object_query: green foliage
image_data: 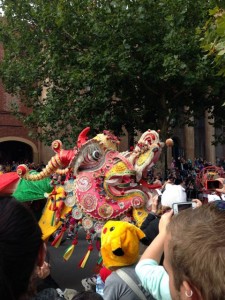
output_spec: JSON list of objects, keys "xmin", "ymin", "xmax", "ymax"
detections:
[
  {"xmin": 0, "ymin": 0, "xmax": 224, "ymax": 146},
  {"xmin": 200, "ymin": 4, "xmax": 225, "ymax": 136},
  {"xmin": 201, "ymin": 6, "xmax": 225, "ymax": 76}
]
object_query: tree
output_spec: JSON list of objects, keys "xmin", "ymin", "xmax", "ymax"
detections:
[
  {"xmin": 200, "ymin": 5, "xmax": 225, "ymax": 76},
  {"xmin": 0, "ymin": 0, "xmax": 224, "ymax": 147},
  {"xmin": 199, "ymin": 3, "xmax": 225, "ymax": 144}
]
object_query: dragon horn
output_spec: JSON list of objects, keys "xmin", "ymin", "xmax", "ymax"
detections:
[
  {"xmin": 17, "ymin": 140, "xmax": 77, "ymax": 181},
  {"xmin": 77, "ymin": 127, "xmax": 90, "ymax": 148}
]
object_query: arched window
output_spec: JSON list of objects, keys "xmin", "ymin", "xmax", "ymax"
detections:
[{"xmin": 0, "ymin": 141, "xmax": 33, "ymax": 164}]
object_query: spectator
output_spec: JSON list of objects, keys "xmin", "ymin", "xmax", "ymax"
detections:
[
  {"xmin": 136, "ymin": 200, "xmax": 225, "ymax": 300},
  {"xmin": 153, "ymin": 174, "xmax": 162, "ymax": 186},
  {"xmin": 11, "ymin": 161, "xmax": 17, "ymax": 171},
  {"xmin": 170, "ymin": 157, "xmax": 176, "ymax": 170},
  {"xmin": 140, "ymin": 179, "xmax": 200, "ymax": 247},
  {"xmin": 140, "ymin": 193, "xmax": 161, "ymax": 246},
  {"xmin": 101, "ymin": 220, "xmax": 154, "ymax": 300},
  {"xmin": 137, "ymin": 210, "xmax": 173, "ymax": 300},
  {"xmin": 0, "ymin": 196, "xmax": 58, "ymax": 300},
  {"xmin": 35, "ymin": 257, "xmax": 62, "ymax": 299},
  {"xmin": 161, "ymin": 175, "xmax": 175, "ymax": 193},
  {"xmin": 161, "ymin": 180, "xmax": 187, "ymax": 208}
]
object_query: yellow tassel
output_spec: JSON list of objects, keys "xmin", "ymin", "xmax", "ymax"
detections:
[
  {"xmin": 63, "ymin": 238, "xmax": 78, "ymax": 261},
  {"xmin": 79, "ymin": 245, "xmax": 93, "ymax": 268},
  {"xmin": 80, "ymin": 250, "xmax": 91, "ymax": 268},
  {"xmin": 63, "ymin": 244, "xmax": 75, "ymax": 261}
]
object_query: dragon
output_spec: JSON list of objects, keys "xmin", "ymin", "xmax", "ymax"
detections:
[
  {"xmin": 17, "ymin": 127, "xmax": 164, "ymax": 220},
  {"xmin": 0, "ymin": 127, "xmax": 167, "ymax": 264}
]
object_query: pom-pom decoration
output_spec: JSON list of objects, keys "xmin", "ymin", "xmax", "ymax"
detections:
[{"xmin": 165, "ymin": 138, "xmax": 174, "ymax": 147}]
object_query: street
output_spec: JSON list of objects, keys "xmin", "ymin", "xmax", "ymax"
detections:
[{"xmin": 47, "ymin": 229, "xmax": 99, "ymax": 292}]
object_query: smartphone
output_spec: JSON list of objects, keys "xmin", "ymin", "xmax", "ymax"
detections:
[
  {"xmin": 205, "ymin": 180, "xmax": 220, "ymax": 190},
  {"xmin": 172, "ymin": 201, "xmax": 196, "ymax": 214}
]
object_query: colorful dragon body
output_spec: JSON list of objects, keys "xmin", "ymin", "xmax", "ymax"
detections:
[
  {"xmin": 0, "ymin": 127, "xmax": 166, "ymax": 264},
  {"xmin": 17, "ymin": 128, "xmax": 164, "ymax": 222}
]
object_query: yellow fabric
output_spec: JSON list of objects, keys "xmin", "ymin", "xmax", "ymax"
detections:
[
  {"xmin": 101, "ymin": 220, "xmax": 146, "ymax": 269},
  {"xmin": 93, "ymin": 133, "xmax": 118, "ymax": 150},
  {"xmin": 132, "ymin": 207, "xmax": 148, "ymax": 228},
  {"xmin": 80, "ymin": 249, "xmax": 91, "ymax": 268},
  {"xmin": 39, "ymin": 198, "xmax": 71, "ymax": 241},
  {"xmin": 63, "ymin": 244, "xmax": 75, "ymax": 261}
]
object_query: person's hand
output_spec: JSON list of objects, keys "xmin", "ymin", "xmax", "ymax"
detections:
[
  {"xmin": 216, "ymin": 186, "xmax": 225, "ymax": 194},
  {"xmin": 36, "ymin": 261, "xmax": 51, "ymax": 279},
  {"xmin": 192, "ymin": 199, "xmax": 202, "ymax": 207},
  {"xmin": 158, "ymin": 209, "xmax": 173, "ymax": 234},
  {"xmin": 215, "ymin": 178, "xmax": 225, "ymax": 194}
]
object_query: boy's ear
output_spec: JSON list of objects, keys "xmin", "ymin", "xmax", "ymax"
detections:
[
  {"xmin": 37, "ymin": 242, "xmax": 47, "ymax": 267},
  {"xmin": 181, "ymin": 280, "xmax": 200, "ymax": 300}
]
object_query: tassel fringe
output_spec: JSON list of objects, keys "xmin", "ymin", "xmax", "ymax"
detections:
[
  {"xmin": 63, "ymin": 238, "xmax": 78, "ymax": 261},
  {"xmin": 51, "ymin": 227, "xmax": 66, "ymax": 248},
  {"xmin": 78, "ymin": 245, "xmax": 93, "ymax": 268}
]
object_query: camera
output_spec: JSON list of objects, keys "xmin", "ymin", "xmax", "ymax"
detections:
[
  {"xmin": 172, "ymin": 201, "xmax": 197, "ymax": 214},
  {"xmin": 205, "ymin": 180, "xmax": 220, "ymax": 191}
]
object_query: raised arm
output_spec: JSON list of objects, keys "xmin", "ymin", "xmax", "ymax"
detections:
[{"xmin": 140, "ymin": 210, "xmax": 173, "ymax": 263}]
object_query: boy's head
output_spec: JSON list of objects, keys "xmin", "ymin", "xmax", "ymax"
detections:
[
  {"xmin": 164, "ymin": 201, "xmax": 225, "ymax": 300},
  {"xmin": 101, "ymin": 220, "xmax": 146, "ymax": 269}
]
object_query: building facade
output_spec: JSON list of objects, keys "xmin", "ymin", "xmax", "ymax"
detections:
[{"xmin": 0, "ymin": 42, "xmax": 52, "ymax": 165}]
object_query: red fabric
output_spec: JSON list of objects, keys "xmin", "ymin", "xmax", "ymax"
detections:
[
  {"xmin": 59, "ymin": 149, "xmax": 77, "ymax": 166},
  {"xmin": 140, "ymin": 179, "xmax": 162, "ymax": 190},
  {"xmin": 99, "ymin": 266, "xmax": 112, "ymax": 282},
  {"xmin": 0, "ymin": 172, "xmax": 19, "ymax": 194}
]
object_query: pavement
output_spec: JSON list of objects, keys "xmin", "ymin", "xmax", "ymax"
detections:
[{"xmin": 47, "ymin": 229, "xmax": 99, "ymax": 292}]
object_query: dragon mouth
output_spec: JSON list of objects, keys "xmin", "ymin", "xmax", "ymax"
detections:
[{"xmin": 105, "ymin": 175, "xmax": 138, "ymax": 196}]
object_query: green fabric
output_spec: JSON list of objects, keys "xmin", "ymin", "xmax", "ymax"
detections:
[{"xmin": 12, "ymin": 171, "xmax": 53, "ymax": 202}]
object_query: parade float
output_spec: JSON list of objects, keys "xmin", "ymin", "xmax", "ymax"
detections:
[{"xmin": 0, "ymin": 127, "xmax": 169, "ymax": 266}]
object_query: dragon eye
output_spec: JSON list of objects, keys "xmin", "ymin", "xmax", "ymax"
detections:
[{"xmin": 92, "ymin": 150, "xmax": 101, "ymax": 160}]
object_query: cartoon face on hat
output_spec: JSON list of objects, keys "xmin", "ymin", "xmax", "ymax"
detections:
[{"xmin": 100, "ymin": 220, "xmax": 146, "ymax": 269}]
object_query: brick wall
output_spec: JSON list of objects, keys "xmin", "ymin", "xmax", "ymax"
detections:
[{"xmin": 0, "ymin": 44, "xmax": 39, "ymax": 156}]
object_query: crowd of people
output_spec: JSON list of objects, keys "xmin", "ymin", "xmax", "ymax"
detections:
[
  {"xmin": 1, "ymin": 178, "xmax": 225, "ymax": 299},
  {"xmin": 170, "ymin": 156, "xmax": 225, "ymax": 172},
  {"xmin": 0, "ymin": 160, "xmax": 46, "ymax": 174},
  {"xmin": 0, "ymin": 156, "xmax": 225, "ymax": 299},
  {"xmin": 1, "ymin": 154, "xmax": 225, "ymax": 176}
]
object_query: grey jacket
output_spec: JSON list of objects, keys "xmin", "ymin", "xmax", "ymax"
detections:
[{"xmin": 103, "ymin": 265, "xmax": 155, "ymax": 300}]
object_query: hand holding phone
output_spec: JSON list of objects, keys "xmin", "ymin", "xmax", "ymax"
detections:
[
  {"xmin": 215, "ymin": 178, "xmax": 225, "ymax": 194},
  {"xmin": 192, "ymin": 199, "xmax": 202, "ymax": 208},
  {"xmin": 172, "ymin": 201, "xmax": 196, "ymax": 214},
  {"xmin": 159, "ymin": 209, "xmax": 173, "ymax": 233}
]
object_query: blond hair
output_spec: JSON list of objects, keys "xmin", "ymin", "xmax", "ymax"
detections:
[{"xmin": 167, "ymin": 203, "xmax": 225, "ymax": 300}]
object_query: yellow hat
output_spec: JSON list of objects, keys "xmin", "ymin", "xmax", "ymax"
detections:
[{"xmin": 101, "ymin": 220, "xmax": 146, "ymax": 269}]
